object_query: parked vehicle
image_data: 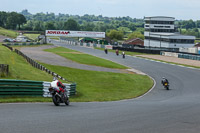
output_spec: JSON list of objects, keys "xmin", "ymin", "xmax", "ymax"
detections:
[
  {"xmin": 16, "ymin": 33, "xmax": 31, "ymax": 42},
  {"xmin": 3, "ymin": 38, "xmax": 14, "ymax": 42}
]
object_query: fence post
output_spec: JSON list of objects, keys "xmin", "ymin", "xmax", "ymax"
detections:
[{"xmin": 0, "ymin": 64, "xmax": 9, "ymax": 76}]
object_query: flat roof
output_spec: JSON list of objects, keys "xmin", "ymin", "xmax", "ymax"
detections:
[
  {"xmin": 149, "ymin": 32, "xmax": 196, "ymax": 39},
  {"xmin": 144, "ymin": 16, "xmax": 175, "ymax": 19},
  {"xmin": 144, "ymin": 16, "xmax": 175, "ymax": 21}
]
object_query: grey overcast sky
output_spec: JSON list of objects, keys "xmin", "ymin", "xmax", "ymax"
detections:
[{"xmin": 0, "ymin": 0, "xmax": 199, "ymax": 20}]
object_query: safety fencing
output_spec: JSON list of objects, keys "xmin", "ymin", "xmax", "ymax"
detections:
[
  {"xmin": 161, "ymin": 51, "xmax": 200, "ymax": 61},
  {"xmin": 60, "ymin": 39, "xmax": 107, "ymax": 49},
  {"xmin": 0, "ymin": 64, "xmax": 9, "ymax": 76},
  {"xmin": 5, "ymin": 42, "xmax": 42, "ymax": 46},
  {"xmin": 0, "ymin": 79, "xmax": 76, "ymax": 97}
]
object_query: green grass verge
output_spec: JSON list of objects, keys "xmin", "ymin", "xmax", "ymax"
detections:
[
  {"xmin": 0, "ymin": 27, "xmax": 18, "ymax": 38},
  {"xmin": 12, "ymin": 43, "xmax": 53, "ymax": 50},
  {"xmin": 23, "ymin": 34, "xmax": 40, "ymax": 40},
  {"xmin": 44, "ymin": 47, "xmax": 129, "ymax": 69},
  {"xmin": 40, "ymin": 63, "xmax": 154, "ymax": 102},
  {"xmin": 0, "ymin": 44, "xmax": 53, "ymax": 81},
  {"xmin": 0, "ymin": 44, "xmax": 153, "ymax": 102},
  {"xmin": 0, "ymin": 97, "xmax": 52, "ymax": 103}
]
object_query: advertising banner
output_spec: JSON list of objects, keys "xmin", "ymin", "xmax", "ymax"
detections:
[{"xmin": 46, "ymin": 30, "xmax": 105, "ymax": 38}]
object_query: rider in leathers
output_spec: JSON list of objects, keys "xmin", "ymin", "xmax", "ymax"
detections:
[{"xmin": 161, "ymin": 77, "xmax": 169, "ymax": 86}]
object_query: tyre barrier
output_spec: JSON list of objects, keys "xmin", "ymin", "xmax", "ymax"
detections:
[
  {"xmin": 43, "ymin": 82, "xmax": 76, "ymax": 97},
  {"xmin": 0, "ymin": 79, "xmax": 76, "ymax": 97},
  {"xmin": 161, "ymin": 51, "xmax": 200, "ymax": 61}
]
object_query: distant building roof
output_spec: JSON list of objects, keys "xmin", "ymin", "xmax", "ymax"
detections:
[
  {"xmin": 123, "ymin": 38, "xmax": 144, "ymax": 46},
  {"xmin": 124, "ymin": 38, "xmax": 144, "ymax": 44}
]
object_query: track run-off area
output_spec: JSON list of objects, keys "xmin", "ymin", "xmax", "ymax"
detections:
[{"xmin": 1, "ymin": 40, "xmax": 200, "ymax": 133}]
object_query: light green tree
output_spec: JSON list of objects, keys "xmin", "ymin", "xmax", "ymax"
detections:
[
  {"xmin": 106, "ymin": 29, "xmax": 124, "ymax": 40},
  {"xmin": 127, "ymin": 32, "xmax": 144, "ymax": 40}
]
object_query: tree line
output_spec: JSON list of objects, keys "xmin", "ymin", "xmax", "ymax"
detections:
[
  {"xmin": 0, "ymin": 11, "xmax": 26, "ymax": 30},
  {"xmin": 1, "ymin": 10, "xmax": 200, "ymax": 40}
]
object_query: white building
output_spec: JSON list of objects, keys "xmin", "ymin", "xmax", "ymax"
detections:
[{"xmin": 144, "ymin": 16, "xmax": 195, "ymax": 48}]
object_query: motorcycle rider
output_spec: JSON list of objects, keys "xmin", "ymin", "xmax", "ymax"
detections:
[
  {"xmin": 122, "ymin": 51, "xmax": 125, "ymax": 58},
  {"xmin": 50, "ymin": 77, "xmax": 65, "ymax": 94},
  {"xmin": 104, "ymin": 48, "xmax": 108, "ymax": 54},
  {"xmin": 161, "ymin": 77, "xmax": 169, "ymax": 86},
  {"xmin": 116, "ymin": 49, "xmax": 119, "ymax": 56}
]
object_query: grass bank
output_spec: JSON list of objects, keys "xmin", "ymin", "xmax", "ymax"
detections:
[
  {"xmin": 0, "ymin": 44, "xmax": 153, "ymax": 102},
  {"xmin": 40, "ymin": 63, "xmax": 154, "ymax": 102},
  {"xmin": 23, "ymin": 34, "xmax": 40, "ymax": 40},
  {"xmin": 44, "ymin": 47, "xmax": 128, "ymax": 69},
  {"xmin": 0, "ymin": 27, "xmax": 18, "ymax": 38},
  {"xmin": 0, "ymin": 44, "xmax": 53, "ymax": 81}
]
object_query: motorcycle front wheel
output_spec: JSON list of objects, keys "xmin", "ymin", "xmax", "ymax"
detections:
[
  {"xmin": 165, "ymin": 86, "xmax": 169, "ymax": 90},
  {"xmin": 52, "ymin": 95, "xmax": 60, "ymax": 106},
  {"xmin": 64, "ymin": 97, "xmax": 70, "ymax": 106}
]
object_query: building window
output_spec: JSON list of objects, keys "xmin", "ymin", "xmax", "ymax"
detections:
[
  {"xmin": 145, "ymin": 37, "xmax": 194, "ymax": 44},
  {"xmin": 149, "ymin": 21, "xmax": 174, "ymax": 25}
]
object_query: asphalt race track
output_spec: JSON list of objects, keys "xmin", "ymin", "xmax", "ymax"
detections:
[{"xmin": 1, "ymin": 41, "xmax": 200, "ymax": 133}]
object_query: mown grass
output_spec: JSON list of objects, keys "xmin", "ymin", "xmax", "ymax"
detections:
[
  {"xmin": 23, "ymin": 34, "xmax": 40, "ymax": 40},
  {"xmin": 0, "ymin": 27, "xmax": 18, "ymax": 38},
  {"xmin": 0, "ymin": 44, "xmax": 53, "ymax": 81},
  {"xmin": 12, "ymin": 43, "xmax": 53, "ymax": 50},
  {"xmin": 44, "ymin": 47, "xmax": 129, "ymax": 69},
  {"xmin": 0, "ymin": 97, "xmax": 52, "ymax": 103},
  {"xmin": 0, "ymin": 44, "xmax": 154, "ymax": 102},
  {"xmin": 40, "ymin": 63, "xmax": 154, "ymax": 102}
]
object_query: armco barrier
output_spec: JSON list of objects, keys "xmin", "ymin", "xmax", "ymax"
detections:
[
  {"xmin": 0, "ymin": 79, "xmax": 76, "ymax": 97},
  {"xmin": 6, "ymin": 42, "xmax": 42, "ymax": 46},
  {"xmin": 0, "ymin": 79, "xmax": 43, "ymax": 97}
]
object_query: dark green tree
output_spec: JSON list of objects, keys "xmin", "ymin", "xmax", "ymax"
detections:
[
  {"xmin": 17, "ymin": 14, "xmax": 26, "ymax": 30},
  {"xmin": 6, "ymin": 12, "xmax": 18, "ymax": 29},
  {"xmin": 0, "ymin": 11, "xmax": 7, "ymax": 27},
  {"xmin": 64, "ymin": 19, "xmax": 80, "ymax": 30},
  {"xmin": 45, "ymin": 21, "xmax": 56, "ymax": 30}
]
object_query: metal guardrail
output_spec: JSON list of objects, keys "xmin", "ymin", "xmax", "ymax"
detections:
[
  {"xmin": 6, "ymin": 42, "xmax": 42, "ymax": 46},
  {"xmin": 0, "ymin": 79, "xmax": 76, "ymax": 97},
  {"xmin": 0, "ymin": 79, "xmax": 43, "ymax": 97}
]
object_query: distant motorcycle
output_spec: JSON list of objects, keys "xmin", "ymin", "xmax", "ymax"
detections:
[
  {"xmin": 161, "ymin": 77, "xmax": 169, "ymax": 90},
  {"xmin": 49, "ymin": 87, "xmax": 70, "ymax": 106},
  {"xmin": 163, "ymin": 82, "xmax": 169, "ymax": 90}
]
